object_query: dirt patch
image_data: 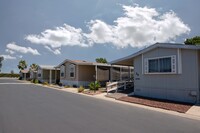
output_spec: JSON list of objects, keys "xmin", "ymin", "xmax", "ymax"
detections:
[{"xmin": 118, "ymin": 96, "xmax": 193, "ymax": 113}]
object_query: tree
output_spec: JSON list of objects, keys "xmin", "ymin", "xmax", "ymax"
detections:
[
  {"xmin": 95, "ymin": 58, "xmax": 108, "ymax": 63},
  {"xmin": 0, "ymin": 56, "xmax": 4, "ymax": 72},
  {"xmin": 18, "ymin": 60, "xmax": 27, "ymax": 70},
  {"xmin": 184, "ymin": 36, "xmax": 200, "ymax": 45},
  {"xmin": 30, "ymin": 63, "xmax": 38, "ymax": 71}
]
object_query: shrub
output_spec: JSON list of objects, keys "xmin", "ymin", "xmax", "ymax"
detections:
[
  {"xmin": 58, "ymin": 82, "xmax": 63, "ymax": 87},
  {"xmin": 33, "ymin": 79, "xmax": 39, "ymax": 84},
  {"xmin": 78, "ymin": 86, "xmax": 85, "ymax": 93},
  {"xmin": 73, "ymin": 85, "xmax": 77, "ymax": 88},
  {"xmin": 43, "ymin": 82, "xmax": 49, "ymax": 86},
  {"xmin": 64, "ymin": 85, "xmax": 70, "ymax": 88},
  {"xmin": 89, "ymin": 81, "xmax": 101, "ymax": 92}
]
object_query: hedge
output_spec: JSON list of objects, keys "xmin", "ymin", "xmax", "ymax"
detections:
[{"xmin": 0, "ymin": 73, "xmax": 20, "ymax": 78}]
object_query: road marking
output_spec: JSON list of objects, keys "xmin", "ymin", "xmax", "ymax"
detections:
[{"xmin": 0, "ymin": 83, "xmax": 32, "ymax": 85}]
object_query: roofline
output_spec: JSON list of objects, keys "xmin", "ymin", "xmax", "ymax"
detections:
[
  {"xmin": 38, "ymin": 65, "xmax": 59, "ymax": 70},
  {"xmin": 110, "ymin": 43, "xmax": 200, "ymax": 64}
]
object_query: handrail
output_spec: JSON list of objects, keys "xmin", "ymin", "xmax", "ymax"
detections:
[{"xmin": 106, "ymin": 81, "xmax": 133, "ymax": 93}]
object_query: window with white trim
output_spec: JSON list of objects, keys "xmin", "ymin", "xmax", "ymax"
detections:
[
  {"xmin": 60, "ymin": 65, "xmax": 65, "ymax": 77},
  {"xmin": 144, "ymin": 55, "xmax": 176, "ymax": 74},
  {"xmin": 69, "ymin": 64, "xmax": 75, "ymax": 78}
]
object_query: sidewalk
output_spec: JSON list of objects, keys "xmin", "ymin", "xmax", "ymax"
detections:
[{"xmin": 186, "ymin": 105, "xmax": 200, "ymax": 117}]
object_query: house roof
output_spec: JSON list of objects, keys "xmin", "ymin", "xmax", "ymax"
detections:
[
  {"xmin": 56, "ymin": 59, "xmax": 111, "ymax": 67},
  {"xmin": 38, "ymin": 65, "xmax": 59, "ymax": 70},
  {"xmin": 110, "ymin": 43, "xmax": 200, "ymax": 65},
  {"xmin": 20, "ymin": 69, "xmax": 29, "ymax": 73}
]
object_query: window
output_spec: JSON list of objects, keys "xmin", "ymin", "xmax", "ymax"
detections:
[
  {"xmin": 69, "ymin": 64, "xmax": 75, "ymax": 78},
  {"xmin": 145, "ymin": 55, "xmax": 176, "ymax": 74},
  {"xmin": 38, "ymin": 73, "xmax": 41, "ymax": 77},
  {"xmin": 60, "ymin": 65, "xmax": 65, "ymax": 77}
]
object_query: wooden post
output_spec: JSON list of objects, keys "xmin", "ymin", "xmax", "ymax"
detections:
[
  {"xmin": 120, "ymin": 67, "xmax": 122, "ymax": 81},
  {"xmin": 95, "ymin": 65, "xmax": 98, "ymax": 81},
  {"xmin": 110, "ymin": 67, "xmax": 112, "ymax": 82},
  {"xmin": 49, "ymin": 70, "xmax": 52, "ymax": 84}
]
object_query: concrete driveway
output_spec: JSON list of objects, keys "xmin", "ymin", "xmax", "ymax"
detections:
[{"xmin": 0, "ymin": 78, "xmax": 200, "ymax": 133}]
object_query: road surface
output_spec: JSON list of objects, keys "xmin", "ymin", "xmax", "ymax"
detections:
[{"xmin": 0, "ymin": 78, "xmax": 199, "ymax": 133}]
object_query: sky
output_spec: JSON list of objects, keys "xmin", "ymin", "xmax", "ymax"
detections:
[{"xmin": 0, "ymin": 0, "xmax": 199, "ymax": 73}]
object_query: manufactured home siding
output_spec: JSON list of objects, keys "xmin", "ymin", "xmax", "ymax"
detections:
[
  {"xmin": 78, "ymin": 65, "xmax": 95, "ymax": 81},
  {"xmin": 134, "ymin": 48, "xmax": 199, "ymax": 103},
  {"xmin": 64, "ymin": 62, "xmax": 78, "ymax": 81}
]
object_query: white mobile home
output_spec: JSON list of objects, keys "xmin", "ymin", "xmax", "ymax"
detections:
[
  {"xmin": 111, "ymin": 43, "xmax": 200, "ymax": 104},
  {"xmin": 37, "ymin": 65, "xmax": 60, "ymax": 84}
]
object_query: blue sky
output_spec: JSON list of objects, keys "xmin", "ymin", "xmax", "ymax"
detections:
[{"xmin": 0, "ymin": 0, "xmax": 199, "ymax": 73}]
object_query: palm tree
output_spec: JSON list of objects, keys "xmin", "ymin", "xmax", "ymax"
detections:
[
  {"xmin": 30, "ymin": 63, "xmax": 38, "ymax": 71},
  {"xmin": 18, "ymin": 60, "xmax": 27, "ymax": 70}
]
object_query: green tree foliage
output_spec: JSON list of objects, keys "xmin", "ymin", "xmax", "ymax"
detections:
[
  {"xmin": 95, "ymin": 58, "xmax": 108, "ymax": 63},
  {"xmin": 89, "ymin": 81, "xmax": 101, "ymax": 92},
  {"xmin": 30, "ymin": 63, "xmax": 38, "ymax": 71},
  {"xmin": 184, "ymin": 36, "xmax": 200, "ymax": 45},
  {"xmin": 18, "ymin": 60, "xmax": 27, "ymax": 70}
]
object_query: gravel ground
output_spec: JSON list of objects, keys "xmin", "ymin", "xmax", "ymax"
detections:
[{"xmin": 118, "ymin": 96, "xmax": 193, "ymax": 113}]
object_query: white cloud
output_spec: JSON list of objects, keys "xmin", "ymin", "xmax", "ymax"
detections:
[
  {"xmin": 86, "ymin": 5, "xmax": 191, "ymax": 48},
  {"xmin": 5, "ymin": 49, "xmax": 15, "ymax": 54},
  {"xmin": 18, "ymin": 55, "xmax": 23, "ymax": 59},
  {"xmin": 6, "ymin": 42, "xmax": 40, "ymax": 55},
  {"xmin": 25, "ymin": 24, "xmax": 89, "ymax": 48},
  {"xmin": 0, "ymin": 54, "xmax": 16, "ymax": 60},
  {"xmin": 25, "ymin": 4, "xmax": 190, "ymax": 50},
  {"xmin": 44, "ymin": 46, "xmax": 61, "ymax": 55}
]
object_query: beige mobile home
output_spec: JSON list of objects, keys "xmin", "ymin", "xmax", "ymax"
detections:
[
  {"xmin": 37, "ymin": 65, "xmax": 60, "ymax": 84},
  {"xmin": 56, "ymin": 59, "xmax": 133, "ymax": 87},
  {"xmin": 111, "ymin": 43, "xmax": 200, "ymax": 104},
  {"xmin": 20, "ymin": 69, "xmax": 30, "ymax": 80}
]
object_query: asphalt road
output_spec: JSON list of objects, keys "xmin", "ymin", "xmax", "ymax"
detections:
[{"xmin": 0, "ymin": 78, "xmax": 200, "ymax": 133}]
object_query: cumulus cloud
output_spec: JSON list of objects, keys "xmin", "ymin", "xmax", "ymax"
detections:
[
  {"xmin": 5, "ymin": 49, "xmax": 15, "ymax": 54},
  {"xmin": 6, "ymin": 42, "xmax": 40, "ymax": 55},
  {"xmin": 25, "ymin": 24, "xmax": 89, "ymax": 54},
  {"xmin": 0, "ymin": 54, "xmax": 16, "ymax": 60},
  {"xmin": 44, "ymin": 46, "xmax": 61, "ymax": 55},
  {"xmin": 86, "ymin": 5, "xmax": 190, "ymax": 48},
  {"xmin": 25, "ymin": 4, "xmax": 190, "ymax": 51}
]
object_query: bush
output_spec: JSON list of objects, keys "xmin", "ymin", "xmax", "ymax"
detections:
[
  {"xmin": 78, "ymin": 86, "xmax": 85, "ymax": 93},
  {"xmin": 73, "ymin": 85, "xmax": 77, "ymax": 88},
  {"xmin": 0, "ymin": 73, "xmax": 20, "ymax": 78},
  {"xmin": 89, "ymin": 81, "xmax": 101, "ymax": 92},
  {"xmin": 64, "ymin": 85, "xmax": 70, "ymax": 88},
  {"xmin": 43, "ymin": 82, "xmax": 49, "ymax": 86},
  {"xmin": 33, "ymin": 79, "xmax": 38, "ymax": 84},
  {"xmin": 58, "ymin": 82, "xmax": 63, "ymax": 87}
]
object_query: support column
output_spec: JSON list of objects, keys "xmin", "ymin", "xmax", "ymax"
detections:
[
  {"xmin": 95, "ymin": 65, "xmax": 98, "ymax": 81},
  {"xmin": 120, "ymin": 67, "xmax": 122, "ymax": 81},
  {"xmin": 24, "ymin": 73, "xmax": 26, "ymax": 80},
  {"xmin": 55, "ymin": 68, "xmax": 57, "ymax": 83},
  {"xmin": 110, "ymin": 67, "xmax": 112, "ymax": 82},
  {"xmin": 49, "ymin": 70, "xmax": 52, "ymax": 84}
]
